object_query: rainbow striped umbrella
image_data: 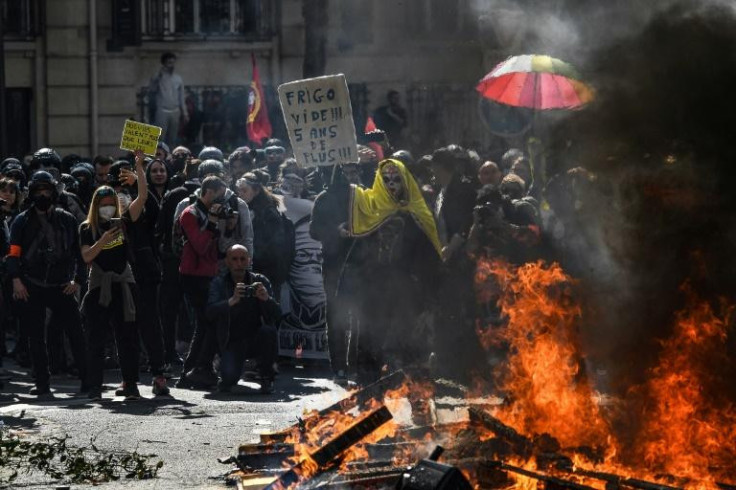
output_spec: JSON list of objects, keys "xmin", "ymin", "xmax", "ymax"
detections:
[{"xmin": 476, "ymin": 55, "xmax": 594, "ymax": 110}]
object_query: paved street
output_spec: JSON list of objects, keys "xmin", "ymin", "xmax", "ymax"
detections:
[{"xmin": 0, "ymin": 360, "xmax": 347, "ymax": 489}]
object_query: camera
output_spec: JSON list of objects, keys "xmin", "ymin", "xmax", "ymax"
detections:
[
  {"xmin": 237, "ymin": 283, "xmax": 257, "ymax": 298},
  {"xmin": 215, "ymin": 206, "xmax": 238, "ymax": 220}
]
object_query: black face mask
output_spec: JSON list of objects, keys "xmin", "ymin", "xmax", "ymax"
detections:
[
  {"xmin": 172, "ymin": 156, "xmax": 187, "ymax": 173},
  {"xmin": 32, "ymin": 194, "xmax": 53, "ymax": 212}
]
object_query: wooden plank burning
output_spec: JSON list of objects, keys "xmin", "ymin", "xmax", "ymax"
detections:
[
  {"xmin": 263, "ymin": 406, "xmax": 394, "ymax": 489},
  {"xmin": 260, "ymin": 370, "xmax": 406, "ymax": 444}
]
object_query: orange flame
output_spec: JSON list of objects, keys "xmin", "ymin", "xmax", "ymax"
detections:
[{"xmin": 475, "ymin": 258, "xmax": 612, "ymax": 449}]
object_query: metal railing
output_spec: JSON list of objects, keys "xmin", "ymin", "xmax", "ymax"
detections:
[
  {"xmin": 140, "ymin": 0, "xmax": 274, "ymax": 40},
  {"xmin": 137, "ymin": 82, "xmax": 370, "ymax": 152}
]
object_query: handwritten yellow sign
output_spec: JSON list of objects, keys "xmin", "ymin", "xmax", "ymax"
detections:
[{"xmin": 119, "ymin": 119, "xmax": 162, "ymax": 156}]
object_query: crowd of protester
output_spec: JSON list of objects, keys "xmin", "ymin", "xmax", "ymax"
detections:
[{"xmin": 0, "ymin": 120, "xmax": 600, "ymax": 398}]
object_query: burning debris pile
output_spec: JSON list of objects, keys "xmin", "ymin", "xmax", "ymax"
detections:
[{"xmin": 224, "ymin": 259, "xmax": 736, "ymax": 490}]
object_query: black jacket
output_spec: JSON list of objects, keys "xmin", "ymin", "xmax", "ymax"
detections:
[
  {"xmin": 309, "ymin": 181, "xmax": 354, "ymax": 267},
  {"xmin": 439, "ymin": 174, "xmax": 478, "ymax": 243},
  {"xmin": 249, "ymin": 192, "xmax": 288, "ymax": 285},
  {"xmin": 155, "ymin": 181, "xmax": 200, "ymax": 261},
  {"xmin": 7, "ymin": 207, "xmax": 85, "ymax": 286},
  {"xmin": 206, "ymin": 271, "xmax": 281, "ymax": 351}
]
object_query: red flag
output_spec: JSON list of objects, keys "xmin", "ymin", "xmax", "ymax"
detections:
[{"xmin": 247, "ymin": 54, "xmax": 272, "ymax": 144}]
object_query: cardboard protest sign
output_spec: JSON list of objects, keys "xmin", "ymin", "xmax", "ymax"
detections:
[
  {"xmin": 119, "ymin": 119, "xmax": 162, "ymax": 156},
  {"xmin": 278, "ymin": 74, "xmax": 358, "ymax": 168}
]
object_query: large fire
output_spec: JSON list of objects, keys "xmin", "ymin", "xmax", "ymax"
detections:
[
  {"xmin": 474, "ymin": 257, "xmax": 736, "ymax": 489},
  {"xmin": 245, "ymin": 257, "xmax": 735, "ymax": 489}
]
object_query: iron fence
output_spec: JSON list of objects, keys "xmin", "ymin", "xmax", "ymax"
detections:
[{"xmin": 137, "ymin": 83, "xmax": 369, "ymax": 153}]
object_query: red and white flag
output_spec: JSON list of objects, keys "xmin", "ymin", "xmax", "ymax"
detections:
[{"xmin": 247, "ymin": 53, "xmax": 272, "ymax": 144}]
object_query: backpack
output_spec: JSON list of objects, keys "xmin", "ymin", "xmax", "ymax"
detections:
[{"xmin": 171, "ymin": 214, "xmax": 187, "ymax": 258}]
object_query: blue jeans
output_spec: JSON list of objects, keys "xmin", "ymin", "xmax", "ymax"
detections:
[{"xmin": 219, "ymin": 325, "xmax": 278, "ymax": 388}]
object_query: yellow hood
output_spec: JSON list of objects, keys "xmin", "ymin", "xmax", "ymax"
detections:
[{"xmin": 348, "ymin": 159, "xmax": 442, "ymax": 256}]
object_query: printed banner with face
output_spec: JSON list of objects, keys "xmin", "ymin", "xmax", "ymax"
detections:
[
  {"xmin": 277, "ymin": 195, "xmax": 329, "ymax": 360},
  {"xmin": 278, "ymin": 74, "xmax": 358, "ymax": 168}
]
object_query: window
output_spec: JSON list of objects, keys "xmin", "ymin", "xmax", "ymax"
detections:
[
  {"xmin": 406, "ymin": 0, "xmax": 477, "ymax": 40},
  {"xmin": 141, "ymin": 0, "xmax": 273, "ymax": 39},
  {"xmin": 0, "ymin": 0, "xmax": 40, "ymax": 39}
]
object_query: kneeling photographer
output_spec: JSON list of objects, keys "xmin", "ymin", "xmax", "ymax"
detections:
[{"xmin": 206, "ymin": 244, "xmax": 280, "ymax": 394}]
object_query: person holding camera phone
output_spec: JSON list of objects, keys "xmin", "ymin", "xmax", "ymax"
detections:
[
  {"xmin": 79, "ymin": 150, "xmax": 168, "ymax": 401},
  {"xmin": 206, "ymin": 244, "xmax": 280, "ymax": 393},
  {"xmin": 7, "ymin": 171, "xmax": 88, "ymax": 397}
]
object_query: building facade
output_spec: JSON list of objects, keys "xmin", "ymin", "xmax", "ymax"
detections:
[{"xmin": 2, "ymin": 0, "xmax": 517, "ymax": 159}]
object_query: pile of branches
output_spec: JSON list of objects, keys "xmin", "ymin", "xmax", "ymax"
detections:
[{"xmin": 0, "ymin": 431, "xmax": 163, "ymax": 485}]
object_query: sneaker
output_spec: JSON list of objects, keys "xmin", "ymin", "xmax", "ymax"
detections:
[
  {"xmin": 185, "ymin": 367, "xmax": 218, "ymax": 388},
  {"xmin": 115, "ymin": 382, "xmax": 141, "ymax": 400},
  {"xmin": 29, "ymin": 384, "xmax": 51, "ymax": 397},
  {"xmin": 152, "ymin": 376, "xmax": 170, "ymax": 397},
  {"xmin": 88, "ymin": 388, "xmax": 103, "ymax": 401},
  {"xmin": 259, "ymin": 378, "xmax": 274, "ymax": 394}
]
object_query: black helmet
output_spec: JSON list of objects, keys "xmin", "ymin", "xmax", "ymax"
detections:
[
  {"xmin": 0, "ymin": 157, "xmax": 22, "ymax": 171},
  {"xmin": 30, "ymin": 148, "xmax": 62, "ymax": 171},
  {"xmin": 198, "ymin": 159, "xmax": 224, "ymax": 179},
  {"xmin": 70, "ymin": 162, "xmax": 95, "ymax": 181},
  {"xmin": 60, "ymin": 173, "xmax": 79, "ymax": 194},
  {"xmin": 391, "ymin": 150, "xmax": 414, "ymax": 168},
  {"xmin": 28, "ymin": 170, "xmax": 59, "ymax": 197}
]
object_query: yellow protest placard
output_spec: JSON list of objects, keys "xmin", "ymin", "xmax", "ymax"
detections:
[{"xmin": 119, "ymin": 119, "xmax": 162, "ymax": 156}]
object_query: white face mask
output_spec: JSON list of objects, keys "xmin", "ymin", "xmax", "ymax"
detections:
[{"xmin": 99, "ymin": 205, "xmax": 116, "ymax": 220}]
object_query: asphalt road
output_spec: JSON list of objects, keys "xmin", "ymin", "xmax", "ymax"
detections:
[{"xmin": 0, "ymin": 359, "xmax": 347, "ymax": 489}]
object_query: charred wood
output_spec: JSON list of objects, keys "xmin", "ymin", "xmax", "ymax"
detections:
[{"xmin": 260, "ymin": 370, "xmax": 406, "ymax": 444}]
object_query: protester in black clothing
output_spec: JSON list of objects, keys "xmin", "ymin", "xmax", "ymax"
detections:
[
  {"xmin": 28, "ymin": 149, "xmax": 85, "ymax": 222},
  {"xmin": 146, "ymin": 159, "xmax": 169, "ymax": 206},
  {"xmin": 309, "ymin": 164, "xmax": 360, "ymax": 383},
  {"xmin": 168, "ymin": 146, "xmax": 191, "ymax": 190},
  {"xmin": 155, "ymin": 169, "xmax": 200, "ymax": 365},
  {"xmin": 466, "ymin": 179, "xmax": 541, "ymax": 264},
  {"xmin": 7, "ymin": 171, "xmax": 87, "ymax": 396},
  {"xmin": 206, "ymin": 245, "xmax": 280, "ymax": 393},
  {"xmin": 80, "ymin": 150, "xmax": 168, "ymax": 401},
  {"xmin": 236, "ymin": 170, "xmax": 289, "ymax": 299},
  {"xmin": 70, "ymin": 162, "xmax": 96, "ymax": 210},
  {"xmin": 428, "ymin": 145, "xmax": 481, "ymax": 381},
  {"xmin": 106, "ymin": 154, "xmax": 169, "ymax": 390},
  {"xmin": 0, "ymin": 179, "xmax": 21, "ymax": 370}
]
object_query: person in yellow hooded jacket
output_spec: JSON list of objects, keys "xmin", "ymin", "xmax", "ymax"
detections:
[{"xmin": 338, "ymin": 158, "xmax": 441, "ymax": 383}]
